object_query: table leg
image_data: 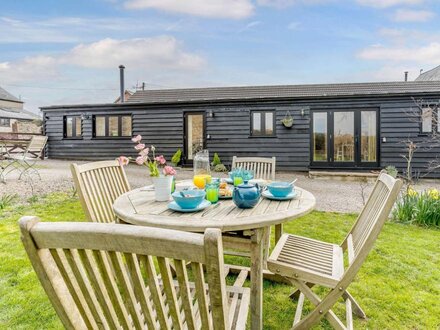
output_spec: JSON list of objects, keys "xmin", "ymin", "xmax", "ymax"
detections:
[
  {"xmin": 250, "ymin": 227, "xmax": 264, "ymax": 330},
  {"xmin": 274, "ymin": 223, "xmax": 283, "ymax": 244}
]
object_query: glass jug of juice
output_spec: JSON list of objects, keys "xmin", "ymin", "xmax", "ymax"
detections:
[{"xmin": 193, "ymin": 150, "xmax": 211, "ymax": 189}]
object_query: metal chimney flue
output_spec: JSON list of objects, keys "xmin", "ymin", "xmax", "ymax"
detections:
[
  {"xmin": 404, "ymin": 71, "xmax": 408, "ymax": 82},
  {"xmin": 119, "ymin": 65, "xmax": 125, "ymax": 103}
]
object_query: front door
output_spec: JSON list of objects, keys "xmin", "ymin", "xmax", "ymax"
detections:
[
  {"xmin": 311, "ymin": 109, "xmax": 379, "ymax": 168},
  {"xmin": 183, "ymin": 112, "xmax": 205, "ymax": 164}
]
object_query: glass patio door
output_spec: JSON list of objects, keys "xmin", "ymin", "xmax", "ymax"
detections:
[
  {"xmin": 184, "ymin": 112, "xmax": 205, "ymax": 164},
  {"xmin": 311, "ymin": 109, "xmax": 378, "ymax": 167}
]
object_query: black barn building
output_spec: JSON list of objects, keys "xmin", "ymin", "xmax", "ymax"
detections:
[{"xmin": 41, "ymin": 81, "xmax": 440, "ymax": 177}]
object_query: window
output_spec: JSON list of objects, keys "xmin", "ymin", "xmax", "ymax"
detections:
[
  {"xmin": 63, "ymin": 116, "xmax": 82, "ymax": 138},
  {"xmin": 251, "ymin": 111, "xmax": 275, "ymax": 136},
  {"xmin": 93, "ymin": 115, "xmax": 132, "ymax": 138},
  {"xmin": 421, "ymin": 108, "xmax": 433, "ymax": 133},
  {"xmin": 0, "ymin": 118, "xmax": 10, "ymax": 127}
]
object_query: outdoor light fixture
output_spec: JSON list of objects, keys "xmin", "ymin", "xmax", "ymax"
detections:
[
  {"xmin": 207, "ymin": 110, "xmax": 215, "ymax": 118},
  {"xmin": 81, "ymin": 113, "xmax": 91, "ymax": 120},
  {"xmin": 300, "ymin": 109, "xmax": 306, "ymax": 117}
]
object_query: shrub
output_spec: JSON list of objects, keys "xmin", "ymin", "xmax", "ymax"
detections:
[
  {"xmin": 213, "ymin": 164, "xmax": 228, "ymax": 172},
  {"xmin": 392, "ymin": 188, "xmax": 440, "ymax": 227},
  {"xmin": 171, "ymin": 149, "xmax": 182, "ymax": 166},
  {"xmin": 211, "ymin": 152, "xmax": 222, "ymax": 167},
  {"xmin": 385, "ymin": 165, "xmax": 398, "ymax": 178},
  {"xmin": 0, "ymin": 193, "xmax": 18, "ymax": 210}
]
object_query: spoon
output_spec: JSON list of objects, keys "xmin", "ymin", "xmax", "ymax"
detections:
[{"xmin": 290, "ymin": 178, "xmax": 298, "ymax": 185}]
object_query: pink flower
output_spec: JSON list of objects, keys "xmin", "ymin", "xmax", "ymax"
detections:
[
  {"xmin": 135, "ymin": 156, "xmax": 146, "ymax": 165},
  {"xmin": 117, "ymin": 156, "xmax": 129, "ymax": 166},
  {"xmin": 134, "ymin": 143, "xmax": 145, "ymax": 151},
  {"xmin": 163, "ymin": 165, "xmax": 176, "ymax": 176},
  {"xmin": 139, "ymin": 147, "xmax": 149, "ymax": 156},
  {"xmin": 155, "ymin": 155, "xmax": 166, "ymax": 165},
  {"xmin": 131, "ymin": 135, "xmax": 142, "ymax": 143}
]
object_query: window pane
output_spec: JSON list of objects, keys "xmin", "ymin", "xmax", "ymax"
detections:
[
  {"xmin": 75, "ymin": 117, "xmax": 82, "ymax": 137},
  {"xmin": 265, "ymin": 112, "xmax": 274, "ymax": 135},
  {"xmin": 313, "ymin": 112, "xmax": 327, "ymax": 161},
  {"xmin": 361, "ymin": 111, "xmax": 377, "ymax": 162},
  {"xmin": 422, "ymin": 108, "xmax": 432, "ymax": 133},
  {"xmin": 109, "ymin": 116, "xmax": 119, "ymax": 136},
  {"xmin": 252, "ymin": 112, "xmax": 261, "ymax": 135},
  {"xmin": 66, "ymin": 117, "xmax": 73, "ymax": 137},
  {"xmin": 96, "ymin": 116, "xmax": 106, "ymax": 136},
  {"xmin": 333, "ymin": 112, "xmax": 354, "ymax": 162},
  {"xmin": 121, "ymin": 116, "xmax": 132, "ymax": 136}
]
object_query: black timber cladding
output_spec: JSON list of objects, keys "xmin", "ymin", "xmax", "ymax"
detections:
[{"xmin": 41, "ymin": 81, "xmax": 440, "ymax": 177}]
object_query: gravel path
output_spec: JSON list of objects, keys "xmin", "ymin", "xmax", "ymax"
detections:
[{"xmin": 1, "ymin": 159, "xmax": 439, "ymax": 213}]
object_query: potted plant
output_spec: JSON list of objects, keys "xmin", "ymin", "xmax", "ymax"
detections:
[
  {"xmin": 281, "ymin": 111, "xmax": 294, "ymax": 128},
  {"xmin": 118, "ymin": 135, "xmax": 176, "ymax": 201}
]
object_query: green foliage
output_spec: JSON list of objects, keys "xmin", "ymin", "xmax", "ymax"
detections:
[
  {"xmin": 0, "ymin": 193, "xmax": 18, "ymax": 210},
  {"xmin": 393, "ymin": 188, "xmax": 440, "ymax": 227},
  {"xmin": 213, "ymin": 164, "xmax": 228, "ymax": 172},
  {"xmin": 1, "ymin": 194, "xmax": 440, "ymax": 329},
  {"xmin": 171, "ymin": 149, "xmax": 182, "ymax": 166},
  {"xmin": 211, "ymin": 152, "xmax": 222, "ymax": 167},
  {"xmin": 384, "ymin": 165, "xmax": 398, "ymax": 178}
]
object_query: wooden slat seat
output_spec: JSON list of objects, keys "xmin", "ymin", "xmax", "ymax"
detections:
[
  {"xmin": 269, "ymin": 234, "xmax": 344, "ymax": 288},
  {"xmin": 20, "ymin": 218, "xmax": 250, "ymax": 330},
  {"xmin": 71, "ymin": 160, "xmax": 130, "ymax": 223},
  {"xmin": 267, "ymin": 172, "xmax": 403, "ymax": 329}
]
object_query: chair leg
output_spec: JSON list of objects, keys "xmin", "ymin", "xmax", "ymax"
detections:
[
  {"xmin": 290, "ymin": 282, "xmax": 314, "ymax": 300},
  {"xmin": 343, "ymin": 291, "xmax": 367, "ymax": 319},
  {"xmin": 291, "ymin": 280, "xmax": 346, "ymax": 330}
]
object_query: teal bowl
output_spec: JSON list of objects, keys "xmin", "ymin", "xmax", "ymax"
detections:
[
  {"xmin": 172, "ymin": 190, "xmax": 206, "ymax": 209},
  {"xmin": 267, "ymin": 182, "xmax": 293, "ymax": 198}
]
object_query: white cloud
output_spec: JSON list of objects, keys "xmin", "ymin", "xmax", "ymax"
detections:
[
  {"xmin": 124, "ymin": 0, "xmax": 254, "ymax": 19},
  {"xmin": 287, "ymin": 21, "xmax": 301, "ymax": 30},
  {"xmin": 358, "ymin": 42, "xmax": 440, "ymax": 64},
  {"xmin": 257, "ymin": 0, "xmax": 333, "ymax": 7},
  {"xmin": 65, "ymin": 37, "xmax": 205, "ymax": 70},
  {"xmin": 238, "ymin": 20, "xmax": 261, "ymax": 32},
  {"xmin": 0, "ymin": 36, "xmax": 205, "ymax": 83},
  {"xmin": 392, "ymin": 9, "xmax": 435, "ymax": 22},
  {"xmin": 356, "ymin": 0, "xmax": 423, "ymax": 8}
]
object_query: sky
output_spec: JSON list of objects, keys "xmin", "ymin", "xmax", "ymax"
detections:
[{"xmin": 0, "ymin": 0, "xmax": 439, "ymax": 113}]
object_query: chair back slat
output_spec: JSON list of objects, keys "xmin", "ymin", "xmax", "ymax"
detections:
[
  {"xmin": 26, "ymin": 135, "xmax": 48, "ymax": 155},
  {"xmin": 342, "ymin": 172, "xmax": 402, "ymax": 271},
  {"xmin": 20, "ymin": 218, "xmax": 230, "ymax": 330},
  {"xmin": 231, "ymin": 156, "xmax": 276, "ymax": 180},
  {"xmin": 71, "ymin": 160, "xmax": 131, "ymax": 223}
]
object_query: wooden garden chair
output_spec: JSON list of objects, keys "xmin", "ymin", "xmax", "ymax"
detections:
[
  {"xmin": 231, "ymin": 156, "xmax": 276, "ymax": 181},
  {"xmin": 1, "ymin": 135, "xmax": 48, "ymax": 181},
  {"xmin": 20, "ymin": 217, "xmax": 250, "ymax": 329},
  {"xmin": 267, "ymin": 172, "xmax": 402, "ymax": 329},
  {"xmin": 71, "ymin": 160, "xmax": 130, "ymax": 223}
]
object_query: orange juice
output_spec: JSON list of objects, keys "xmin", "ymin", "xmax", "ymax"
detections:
[{"xmin": 193, "ymin": 174, "xmax": 212, "ymax": 189}]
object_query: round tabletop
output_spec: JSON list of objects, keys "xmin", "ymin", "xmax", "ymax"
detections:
[{"xmin": 113, "ymin": 185, "xmax": 316, "ymax": 232}]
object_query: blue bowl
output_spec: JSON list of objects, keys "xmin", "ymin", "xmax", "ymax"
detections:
[
  {"xmin": 267, "ymin": 182, "xmax": 293, "ymax": 198},
  {"xmin": 172, "ymin": 190, "xmax": 206, "ymax": 209}
]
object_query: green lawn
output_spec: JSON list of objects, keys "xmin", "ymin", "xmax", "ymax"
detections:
[{"xmin": 1, "ymin": 193, "xmax": 439, "ymax": 329}]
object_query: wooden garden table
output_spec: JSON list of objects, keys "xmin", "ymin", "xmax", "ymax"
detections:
[{"xmin": 113, "ymin": 185, "xmax": 316, "ymax": 330}]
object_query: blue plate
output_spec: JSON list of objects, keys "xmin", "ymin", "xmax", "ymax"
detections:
[
  {"xmin": 168, "ymin": 199, "xmax": 211, "ymax": 213},
  {"xmin": 262, "ymin": 190, "xmax": 297, "ymax": 201}
]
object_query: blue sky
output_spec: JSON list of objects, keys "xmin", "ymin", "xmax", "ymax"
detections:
[{"xmin": 0, "ymin": 0, "xmax": 439, "ymax": 112}]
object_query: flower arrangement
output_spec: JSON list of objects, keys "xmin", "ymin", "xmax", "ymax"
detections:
[
  {"xmin": 392, "ymin": 187, "xmax": 440, "ymax": 227},
  {"xmin": 118, "ymin": 135, "xmax": 176, "ymax": 177}
]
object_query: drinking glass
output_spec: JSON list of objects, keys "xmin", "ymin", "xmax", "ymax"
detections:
[{"xmin": 205, "ymin": 182, "xmax": 219, "ymax": 203}]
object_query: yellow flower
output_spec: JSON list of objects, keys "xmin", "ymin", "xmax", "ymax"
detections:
[
  {"xmin": 427, "ymin": 189, "xmax": 439, "ymax": 200},
  {"xmin": 407, "ymin": 188, "xmax": 418, "ymax": 197}
]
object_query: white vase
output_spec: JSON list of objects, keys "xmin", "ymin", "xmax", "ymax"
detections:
[{"xmin": 153, "ymin": 176, "xmax": 173, "ymax": 201}]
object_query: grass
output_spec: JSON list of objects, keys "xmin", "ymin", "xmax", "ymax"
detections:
[{"xmin": 1, "ymin": 193, "xmax": 439, "ymax": 329}]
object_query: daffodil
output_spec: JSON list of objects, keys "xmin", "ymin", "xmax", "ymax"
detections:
[
  {"xmin": 427, "ymin": 189, "xmax": 439, "ymax": 200},
  {"xmin": 407, "ymin": 188, "xmax": 418, "ymax": 197}
]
